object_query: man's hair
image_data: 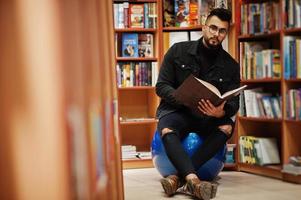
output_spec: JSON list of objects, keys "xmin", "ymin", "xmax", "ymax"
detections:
[{"xmin": 206, "ymin": 8, "xmax": 232, "ymax": 24}]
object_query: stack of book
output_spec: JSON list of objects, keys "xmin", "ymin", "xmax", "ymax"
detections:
[
  {"xmin": 225, "ymin": 144, "xmax": 236, "ymax": 164},
  {"xmin": 282, "ymin": 156, "xmax": 301, "ymax": 175},
  {"xmin": 121, "ymin": 145, "xmax": 138, "ymax": 160}
]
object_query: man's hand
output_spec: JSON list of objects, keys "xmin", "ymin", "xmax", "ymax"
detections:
[{"xmin": 198, "ymin": 99, "xmax": 226, "ymax": 118}]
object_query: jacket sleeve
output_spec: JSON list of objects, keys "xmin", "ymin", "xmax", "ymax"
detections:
[
  {"xmin": 155, "ymin": 44, "xmax": 183, "ymax": 108},
  {"xmin": 223, "ymin": 63, "xmax": 241, "ymax": 119}
]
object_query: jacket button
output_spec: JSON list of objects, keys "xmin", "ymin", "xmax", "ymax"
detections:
[
  {"xmin": 181, "ymin": 64, "xmax": 185, "ymax": 68},
  {"xmin": 219, "ymin": 78, "xmax": 223, "ymax": 82}
]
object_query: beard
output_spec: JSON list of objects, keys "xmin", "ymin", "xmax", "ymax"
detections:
[{"xmin": 203, "ymin": 36, "xmax": 221, "ymax": 49}]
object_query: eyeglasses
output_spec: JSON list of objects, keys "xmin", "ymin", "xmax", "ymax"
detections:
[{"xmin": 206, "ymin": 24, "xmax": 228, "ymax": 36}]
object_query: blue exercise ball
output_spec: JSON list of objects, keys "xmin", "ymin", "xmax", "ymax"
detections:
[{"xmin": 151, "ymin": 131, "xmax": 226, "ymax": 181}]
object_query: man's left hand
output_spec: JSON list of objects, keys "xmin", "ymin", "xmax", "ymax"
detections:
[{"xmin": 198, "ymin": 99, "xmax": 225, "ymax": 118}]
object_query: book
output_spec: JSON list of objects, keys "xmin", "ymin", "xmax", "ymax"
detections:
[
  {"xmin": 129, "ymin": 4, "xmax": 144, "ymax": 28},
  {"xmin": 173, "ymin": 74, "xmax": 247, "ymax": 113},
  {"xmin": 122, "ymin": 33, "xmax": 139, "ymax": 57}
]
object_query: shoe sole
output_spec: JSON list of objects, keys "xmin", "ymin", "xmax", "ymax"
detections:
[
  {"xmin": 211, "ymin": 183, "xmax": 218, "ymax": 198},
  {"xmin": 187, "ymin": 181, "xmax": 212, "ymax": 200},
  {"xmin": 160, "ymin": 178, "xmax": 176, "ymax": 196}
]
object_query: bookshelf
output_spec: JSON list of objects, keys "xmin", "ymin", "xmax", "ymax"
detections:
[
  {"xmin": 236, "ymin": 0, "xmax": 301, "ymax": 183},
  {"xmin": 113, "ymin": 0, "xmax": 239, "ymax": 170},
  {"xmin": 0, "ymin": 0, "xmax": 124, "ymax": 199}
]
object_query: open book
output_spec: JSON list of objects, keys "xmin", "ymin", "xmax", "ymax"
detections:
[{"xmin": 174, "ymin": 74, "xmax": 247, "ymax": 112}]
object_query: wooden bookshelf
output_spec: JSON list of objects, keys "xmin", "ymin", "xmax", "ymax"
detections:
[{"xmin": 236, "ymin": 0, "xmax": 301, "ymax": 184}]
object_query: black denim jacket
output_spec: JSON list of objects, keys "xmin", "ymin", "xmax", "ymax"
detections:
[{"xmin": 155, "ymin": 39, "xmax": 240, "ymax": 125}]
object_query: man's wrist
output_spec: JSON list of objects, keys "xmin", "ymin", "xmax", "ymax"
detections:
[{"xmin": 216, "ymin": 110, "xmax": 225, "ymax": 118}]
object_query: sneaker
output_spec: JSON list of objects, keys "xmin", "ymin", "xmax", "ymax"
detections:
[
  {"xmin": 160, "ymin": 175, "xmax": 181, "ymax": 196},
  {"xmin": 186, "ymin": 178, "xmax": 212, "ymax": 200}
]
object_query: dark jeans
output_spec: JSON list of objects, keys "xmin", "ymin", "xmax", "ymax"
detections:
[{"xmin": 157, "ymin": 110, "xmax": 234, "ymax": 178}]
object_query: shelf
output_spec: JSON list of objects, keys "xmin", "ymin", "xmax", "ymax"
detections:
[
  {"xmin": 238, "ymin": 116, "xmax": 282, "ymax": 123},
  {"xmin": 114, "ymin": 0, "xmax": 157, "ymax": 2},
  {"xmin": 238, "ymin": 30, "xmax": 280, "ymax": 40},
  {"xmin": 118, "ymin": 86, "xmax": 155, "ymax": 90},
  {"xmin": 283, "ymin": 27, "xmax": 301, "ymax": 34},
  {"xmin": 238, "ymin": 163, "xmax": 282, "ymax": 179},
  {"xmin": 115, "ymin": 28, "xmax": 157, "ymax": 33},
  {"xmin": 241, "ymin": 78, "xmax": 281, "ymax": 83},
  {"xmin": 116, "ymin": 57, "xmax": 157, "ymax": 61},
  {"xmin": 284, "ymin": 78, "xmax": 301, "ymax": 82},
  {"xmin": 122, "ymin": 159, "xmax": 153, "ymax": 169},
  {"xmin": 224, "ymin": 163, "xmax": 237, "ymax": 169},
  {"xmin": 163, "ymin": 25, "xmax": 203, "ymax": 32},
  {"xmin": 120, "ymin": 118, "xmax": 158, "ymax": 125},
  {"xmin": 284, "ymin": 119, "xmax": 301, "ymax": 124}
]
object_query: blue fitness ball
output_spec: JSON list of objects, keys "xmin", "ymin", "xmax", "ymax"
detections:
[{"xmin": 151, "ymin": 131, "xmax": 226, "ymax": 181}]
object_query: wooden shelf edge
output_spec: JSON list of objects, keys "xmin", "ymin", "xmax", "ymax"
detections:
[
  {"xmin": 238, "ymin": 163, "xmax": 282, "ymax": 179},
  {"xmin": 115, "ymin": 28, "xmax": 157, "ymax": 33},
  {"xmin": 122, "ymin": 159, "xmax": 154, "ymax": 169},
  {"xmin": 118, "ymin": 86, "xmax": 155, "ymax": 90},
  {"xmin": 282, "ymin": 172, "xmax": 301, "ymax": 184},
  {"xmin": 116, "ymin": 57, "xmax": 158, "ymax": 61},
  {"xmin": 238, "ymin": 116, "xmax": 282, "ymax": 122},
  {"xmin": 241, "ymin": 78, "xmax": 281, "ymax": 83},
  {"xmin": 284, "ymin": 78, "xmax": 301, "ymax": 82},
  {"xmin": 120, "ymin": 119, "xmax": 158, "ymax": 125},
  {"xmin": 163, "ymin": 25, "xmax": 203, "ymax": 32},
  {"xmin": 238, "ymin": 30, "xmax": 280, "ymax": 39},
  {"xmin": 283, "ymin": 27, "xmax": 301, "ymax": 34}
]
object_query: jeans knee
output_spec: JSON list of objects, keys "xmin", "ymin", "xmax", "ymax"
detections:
[
  {"xmin": 218, "ymin": 124, "xmax": 232, "ymax": 137},
  {"xmin": 161, "ymin": 128, "xmax": 174, "ymax": 137}
]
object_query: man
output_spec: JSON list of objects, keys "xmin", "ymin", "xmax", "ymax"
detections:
[{"xmin": 155, "ymin": 8, "xmax": 240, "ymax": 200}]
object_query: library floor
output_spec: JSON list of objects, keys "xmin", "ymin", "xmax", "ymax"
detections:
[{"xmin": 123, "ymin": 168, "xmax": 301, "ymax": 200}]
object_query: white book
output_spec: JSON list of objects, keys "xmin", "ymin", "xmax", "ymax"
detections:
[{"xmin": 258, "ymin": 137, "xmax": 280, "ymax": 165}]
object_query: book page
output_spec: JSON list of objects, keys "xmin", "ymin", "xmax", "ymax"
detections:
[
  {"xmin": 221, "ymin": 85, "xmax": 247, "ymax": 98},
  {"xmin": 194, "ymin": 76, "xmax": 221, "ymax": 97}
]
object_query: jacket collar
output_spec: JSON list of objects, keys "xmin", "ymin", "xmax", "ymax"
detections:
[{"xmin": 188, "ymin": 37, "xmax": 226, "ymax": 69}]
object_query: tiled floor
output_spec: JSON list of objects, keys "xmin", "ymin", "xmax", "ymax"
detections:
[{"xmin": 123, "ymin": 168, "xmax": 301, "ymax": 200}]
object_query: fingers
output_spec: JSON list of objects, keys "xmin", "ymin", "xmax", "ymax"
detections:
[{"xmin": 198, "ymin": 99, "xmax": 213, "ymax": 116}]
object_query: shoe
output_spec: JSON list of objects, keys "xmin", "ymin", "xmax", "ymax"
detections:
[
  {"xmin": 211, "ymin": 183, "xmax": 218, "ymax": 198},
  {"xmin": 186, "ymin": 178, "xmax": 212, "ymax": 200},
  {"xmin": 160, "ymin": 175, "xmax": 181, "ymax": 196}
]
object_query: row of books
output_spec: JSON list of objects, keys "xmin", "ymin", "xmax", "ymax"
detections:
[
  {"xmin": 240, "ymin": 42, "xmax": 281, "ymax": 80},
  {"xmin": 286, "ymin": 88, "xmax": 301, "ymax": 120},
  {"xmin": 239, "ymin": 136, "xmax": 280, "ymax": 166},
  {"xmin": 116, "ymin": 62, "xmax": 158, "ymax": 87},
  {"xmin": 240, "ymin": 2, "xmax": 280, "ymax": 35},
  {"xmin": 113, "ymin": 2, "xmax": 157, "ymax": 29},
  {"xmin": 121, "ymin": 145, "xmax": 152, "ymax": 160},
  {"xmin": 163, "ymin": 0, "xmax": 231, "ymax": 27},
  {"xmin": 116, "ymin": 33, "xmax": 154, "ymax": 58},
  {"xmin": 239, "ymin": 88, "xmax": 282, "ymax": 119},
  {"xmin": 283, "ymin": 36, "xmax": 301, "ymax": 79},
  {"xmin": 284, "ymin": 0, "xmax": 301, "ymax": 28}
]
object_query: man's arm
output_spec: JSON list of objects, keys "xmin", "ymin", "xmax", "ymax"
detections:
[{"xmin": 155, "ymin": 44, "xmax": 183, "ymax": 107}]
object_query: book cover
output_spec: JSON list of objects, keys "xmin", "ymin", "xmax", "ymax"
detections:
[
  {"xmin": 175, "ymin": 0, "xmax": 189, "ymax": 27},
  {"xmin": 138, "ymin": 34, "xmax": 154, "ymax": 57},
  {"xmin": 129, "ymin": 4, "xmax": 144, "ymax": 28},
  {"xmin": 173, "ymin": 74, "xmax": 247, "ymax": 113},
  {"xmin": 122, "ymin": 33, "xmax": 139, "ymax": 57}
]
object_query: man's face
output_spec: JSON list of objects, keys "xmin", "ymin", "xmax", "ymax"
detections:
[{"xmin": 203, "ymin": 16, "xmax": 229, "ymax": 49}]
